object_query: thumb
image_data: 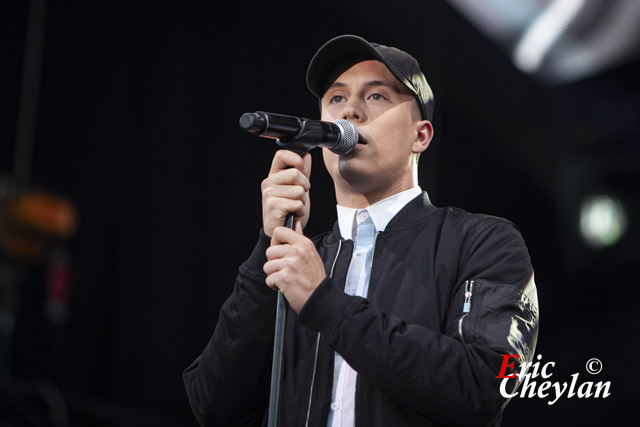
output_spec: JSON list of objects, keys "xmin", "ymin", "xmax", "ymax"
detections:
[
  {"xmin": 302, "ymin": 152, "xmax": 312, "ymax": 179},
  {"xmin": 294, "ymin": 218, "xmax": 304, "ymax": 235}
]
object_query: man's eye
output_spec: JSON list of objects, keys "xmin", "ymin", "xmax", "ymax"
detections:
[
  {"xmin": 330, "ymin": 95, "xmax": 345, "ymax": 104},
  {"xmin": 370, "ymin": 93, "xmax": 386, "ymax": 101}
]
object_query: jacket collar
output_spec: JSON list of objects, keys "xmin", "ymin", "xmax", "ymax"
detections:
[
  {"xmin": 336, "ymin": 186, "xmax": 423, "ymax": 240},
  {"xmin": 329, "ymin": 191, "xmax": 437, "ymax": 243}
]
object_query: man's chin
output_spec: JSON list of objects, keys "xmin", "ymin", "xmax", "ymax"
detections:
[{"xmin": 336, "ymin": 160, "xmax": 372, "ymax": 186}]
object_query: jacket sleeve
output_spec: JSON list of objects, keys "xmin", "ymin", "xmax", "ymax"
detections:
[
  {"xmin": 298, "ymin": 218, "xmax": 539, "ymax": 426},
  {"xmin": 182, "ymin": 230, "xmax": 277, "ymax": 427}
]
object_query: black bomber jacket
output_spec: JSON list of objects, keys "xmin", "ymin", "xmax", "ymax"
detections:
[{"xmin": 183, "ymin": 193, "xmax": 539, "ymax": 426}]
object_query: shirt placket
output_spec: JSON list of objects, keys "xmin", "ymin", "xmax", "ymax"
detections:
[{"xmin": 330, "ymin": 209, "xmax": 375, "ymax": 427}]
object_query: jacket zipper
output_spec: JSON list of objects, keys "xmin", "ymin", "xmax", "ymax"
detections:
[
  {"xmin": 348, "ymin": 231, "xmax": 380, "ymax": 426},
  {"xmin": 305, "ymin": 239, "xmax": 343, "ymax": 427},
  {"xmin": 457, "ymin": 280, "xmax": 474, "ymax": 344}
]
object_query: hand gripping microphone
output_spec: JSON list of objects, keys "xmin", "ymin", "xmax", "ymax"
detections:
[{"xmin": 239, "ymin": 111, "xmax": 358, "ymax": 155}]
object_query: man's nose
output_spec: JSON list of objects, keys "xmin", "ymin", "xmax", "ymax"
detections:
[{"xmin": 342, "ymin": 98, "xmax": 365, "ymax": 122}]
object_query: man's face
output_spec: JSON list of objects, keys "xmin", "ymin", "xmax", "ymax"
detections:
[{"xmin": 320, "ymin": 60, "xmax": 430, "ymax": 202}]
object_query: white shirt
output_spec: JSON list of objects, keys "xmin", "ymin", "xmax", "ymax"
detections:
[{"xmin": 328, "ymin": 186, "xmax": 422, "ymax": 427}]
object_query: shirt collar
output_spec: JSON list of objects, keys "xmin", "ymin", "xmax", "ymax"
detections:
[{"xmin": 336, "ymin": 186, "xmax": 422, "ymax": 240}]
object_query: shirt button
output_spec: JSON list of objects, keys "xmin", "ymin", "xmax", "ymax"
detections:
[{"xmin": 330, "ymin": 402, "xmax": 341, "ymax": 411}]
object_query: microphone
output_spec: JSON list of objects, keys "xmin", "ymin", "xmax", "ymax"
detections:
[{"xmin": 239, "ymin": 111, "xmax": 358, "ymax": 155}]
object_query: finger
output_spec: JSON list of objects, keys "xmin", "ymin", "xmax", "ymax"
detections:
[
  {"xmin": 301, "ymin": 152, "xmax": 312, "ymax": 180},
  {"xmin": 262, "ymin": 169, "xmax": 310, "ymax": 193},
  {"xmin": 263, "ymin": 197, "xmax": 306, "ymax": 220},
  {"xmin": 264, "ymin": 272, "xmax": 280, "ymax": 291},
  {"xmin": 263, "ymin": 258, "xmax": 283, "ymax": 277},
  {"xmin": 263, "ymin": 260, "xmax": 292, "ymax": 288},
  {"xmin": 265, "ymin": 243, "xmax": 289, "ymax": 261},
  {"xmin": 271, "ymin": 226, "xmax": 301, "ymax": 246},
  {"xmin": 269, "ymin": 149, "xmax": 309, "ymax": 176}
]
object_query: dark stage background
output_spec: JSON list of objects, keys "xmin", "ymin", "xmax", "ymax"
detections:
[{"xmin": 1, "ymin": 0, "xmax": 638, "ymax": 425}]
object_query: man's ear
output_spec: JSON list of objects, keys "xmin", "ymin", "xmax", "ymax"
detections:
[{"xmin": 412, "ymin": 120, "xmax": 434, "ymax": 154}]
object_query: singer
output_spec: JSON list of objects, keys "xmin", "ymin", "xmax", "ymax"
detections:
[{"xmin": 183, "ymin": 35, "xmax": 539, "ymax": 426}]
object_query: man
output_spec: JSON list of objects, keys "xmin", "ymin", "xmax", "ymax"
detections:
[{"xmin": 183, "ymin": 35, "xmax": 539, "ymax": 426}]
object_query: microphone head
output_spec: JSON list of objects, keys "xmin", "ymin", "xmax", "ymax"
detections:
[{"xmin": 331, "ymin": 119, "xmax": 358, "ymax": 154}]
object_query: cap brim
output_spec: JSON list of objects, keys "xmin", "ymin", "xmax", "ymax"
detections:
[{"xmin": 306, "ymin": 35, "xmax": 386, "ymax": 98}]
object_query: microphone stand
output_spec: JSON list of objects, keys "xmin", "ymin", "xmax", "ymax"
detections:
[{"xmin": 267, "ymin": 211, "xmax": 294, "ymax": 427}]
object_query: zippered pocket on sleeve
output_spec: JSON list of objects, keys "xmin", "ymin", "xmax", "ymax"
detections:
[{"xmin": 457, "ymin": 280, "xmax": 474, "ymax": 344}]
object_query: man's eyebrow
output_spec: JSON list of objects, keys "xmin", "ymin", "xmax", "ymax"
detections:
[
  {"xmin": 326, "ymin": 79, "xmax": 403, "ymax": 93},
  {"xmin": 364, "ymin": 80, "xmax": 401, "ymax": 91},
  {"xmin": 326, "ymin": 81, "xmax": 347, "ymax": 91}
]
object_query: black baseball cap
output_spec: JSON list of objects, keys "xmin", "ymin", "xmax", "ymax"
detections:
[{"xmin": 306, "ymin": 35, "xmax": 434, "ymax": 122}]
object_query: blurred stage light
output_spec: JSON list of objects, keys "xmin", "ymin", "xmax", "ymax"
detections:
[
  {"xmin": 512, "ymin": 0, "xmax": 587, "ymax": 74},
  {"xmin": 446, "ymin": 0, "xmax": 640, "ymax": 85},
  {"xmin": 579, "ymin": 193, "xmax": 628, "ymax": 249}
]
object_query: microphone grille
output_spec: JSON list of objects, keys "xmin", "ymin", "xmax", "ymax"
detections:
[{"xmin": 331, "ymin": 119, "xmax": 358, "ymax": 154}]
